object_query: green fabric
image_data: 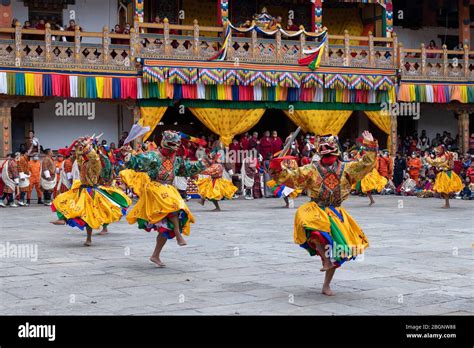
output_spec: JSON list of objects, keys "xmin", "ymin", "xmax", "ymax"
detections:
[
  {"xmin": 97, "ymin": 188, "xmax": 130, "ymax": 208},
  {"xmin": 15, "ymin": 73, "xmax": 25, "ymax": 95},
  {"xmin": 139, "ymin": 99, "xmax": 383, "ymax": 111},
  {"xmin": 7, "ymin": 73, "xmax": 16, "ymax": 95}
]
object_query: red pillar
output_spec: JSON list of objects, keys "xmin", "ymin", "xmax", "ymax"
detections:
[
  {"xmin": 217, "ymin": 0, "xmax": 222, "ymax": 25},
  {"xmin": 0, "ymin": 2, "xmax": 13, "ymax": 28},
  {"xmin": 458, "ymin": 0, "xmax": 470, "ymax": 47}
]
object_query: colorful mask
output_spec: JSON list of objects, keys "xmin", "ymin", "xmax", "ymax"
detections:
[
  {"xmin": 316, "ymin": 135, "xmax": 341, "ymax": 157},
  {"xmin": 161, "ymin": 130, "xmax": 181, "ymax": 151},
  {"xmin": 434, "ymin": 145, "xmax": 445, "ymax": 156}
]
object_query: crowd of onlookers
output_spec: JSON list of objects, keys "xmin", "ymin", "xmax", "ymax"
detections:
[{"xmin": 2, "ymin": 129, "xmax": 473, "ymax": 206}]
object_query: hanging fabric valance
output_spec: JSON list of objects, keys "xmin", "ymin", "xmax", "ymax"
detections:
[
  {"xmin": 284, "ymin": 110, "xmax": 352, "ymax": 135},
  {"xmin": 189, "ymin": 108, "xmax": 265, "ymax": 146},
  {"xmin": 139, "ymin": 106, "xmax": 168, "ymax": 141}
]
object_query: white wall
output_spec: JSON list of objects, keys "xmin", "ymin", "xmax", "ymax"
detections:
[
  {"xmin": 417, "ymin": 105, "xmax": 458, "ymax": 139},
  {"xmin": 12, "ymin": 0, "xmax": 118, "ymax": 44},
  {"xmin": 62, "ymin": 0, "xmax": 118, "ymax": 43},
  {"xmin": 395, "ymin": 26, "xmax": 474, "ymax": 49},
  {"xmin": 12, "ymin": 0, "xmax": 28, "ymax": 24},
  {"xmin": 33, "ymin": 100, "xmax": 133, "ymax": 150}
]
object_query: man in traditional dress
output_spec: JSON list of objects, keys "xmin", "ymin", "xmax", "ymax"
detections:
[
  {"xmin": 121, "ymin": 130, "xmax": 209, "ymax": 267},
  {"xmin": 16, "ymin": 150, "xmax": 31, "ymax": 206},
  {"xmin": 197, "ymin": 152, "xmax": 237, "ymax": 211},
  {"xmin": 27, "ymin": 155, "xmax": 42, "ymax": 204},
  {"xmin": 425, "ymin": 145, "xmax": 463, "ymax": 208},
  {"xmin": 407, "ymin": 152, "xmax": 423, "ymax": 183},
  {"xmin": 25, "ymin": 130, "xmax": 40, "ymax": 158},
  {"xmin": 0, "ymin": 153, "xmax": 19, "ymax": 207},
  {"xmin": 56, "ymin": 150, "xmax": 74, "ymax": 194},
  {"xmin": 51, "ymin": 136, "xmax": 131, "ymax": 246},
  {"xmin": 41, "ymin": 149, "xmax": 56, "ymax": 206},
  {"xmin": 270, "ymin": 131, "xmax": 377, "ymax": 296}
]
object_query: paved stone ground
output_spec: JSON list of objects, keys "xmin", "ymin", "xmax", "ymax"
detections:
[{"xmin": 0, "ymin": 195, "xmax": 472, "ymax": 315}]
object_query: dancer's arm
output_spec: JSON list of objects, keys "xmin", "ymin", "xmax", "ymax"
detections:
[
  {"xmin": 270, "ymin": 158, "xmax": 311, "ymax": 191},
  {"xmin": 345, "ymin": 131, "xmax": 378, "ymax": 185},
  {"xmin": 176, "ymin": 157, "xmax": 208, "ymax": 177}
]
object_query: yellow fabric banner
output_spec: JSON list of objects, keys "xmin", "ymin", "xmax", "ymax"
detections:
[
  {"xmin": 284, "ymin": 110, "xmax": 352, "ymax": 135},
  {"xmin": 139, "ymin": 107, "xmax": 167, "ymax": 141},
  {"xmin": 189, "ymin": 108, "xmax": 265, "ymax": 146},
  {"xmin": 364, "ymin": 111, "xmax": 392, "ymax": 149}
]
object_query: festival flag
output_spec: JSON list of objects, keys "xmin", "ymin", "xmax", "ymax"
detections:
[
  {"xmin": 298, "ymin": 33, "xmax": 327, "ymax": 71},
  {"xmin": 124, "ymin": 122, "xmax": 151, "ymax": 144}
]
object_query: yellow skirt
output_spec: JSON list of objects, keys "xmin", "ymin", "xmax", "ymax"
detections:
[
  {"xmin": 196, "ymin": 177, "xmax": 237, "ymax": 201},
  {"xmin": 361, "ymin": 168, "xmax": 388, "ymax": 193},
  {"xmin": 126, "ymin": 181, "xmax": 194, "ymax": 238},
  {"xmin": 433, "ymin": 171, "xmax": 463, "ymax": 194},
  {"xmin": 52, "ymin": 180, "xmax": 132, "ymax": 230},
  {"xmin": 119, "ymin": 169, "xmax": 151, "ymax": 196},
  {"xmin": 294, "ymin": 202, "xmax": 369, "ymax": 267}
]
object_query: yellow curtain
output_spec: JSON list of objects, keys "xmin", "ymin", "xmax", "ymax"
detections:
[
  {"xmin": 139, "ymin": 107, "xmax": 167, "ymax": 141},
  {"xmin": 283, "ymin": 110, "xmax": 352, "ymax": 135},
  {"xmin": 189, "ymin": 108, "xmax": 265, "ymax": 146},
  {"xmin": 364, "ymin": 111, "xmax": 392, "ymax": 149}
]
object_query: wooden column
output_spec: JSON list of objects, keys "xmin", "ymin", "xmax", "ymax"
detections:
[
  {"xmin": 459, "ymin": 111, "xmax": 470, "ymax": 154},
  {"xmin": 458, "ymin": 0, "xmax": 470, "ymax": 47},
  {"xmin": 390, "ymin": 114, "xmax": 398, "ymax": 156},
  {"xmin": 0, "ymin": 103, "xmax": 13, "ymax": 158}
]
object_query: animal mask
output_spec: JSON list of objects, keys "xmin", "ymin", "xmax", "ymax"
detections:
[{"xmin": 161, "ymin": 130, "xmax": 181, "ymax": 151}]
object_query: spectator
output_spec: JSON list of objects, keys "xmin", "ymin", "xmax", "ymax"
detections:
[
  {"xmin": 426, "ymin": 40, "xmax": 438, "ymax": 59},
  {"xmin": 270, "ymin": 130, "xmax": 283, "ymax": 155},
  {"xmin": 111, "ymin": 24, "xmax": 122, "ymax": 44},
  {"xmin": 393, "ymin": 153, "xmax": 407, "ymax": 189},
  {"xmin": 286, "ymin": 19, "xmax": 298, "ymax": 32},
  {"xmin": 249, "ymin": 132, "xmax": 259, "ymax": 151},
  {"xmin": 259, "ymin": 131, "xmax": 273, "ymax": 160},
  {"xmin": 418, "ymin": 130, "xmax": 430, "ymax": 151},
  {"xmin": 407, "ymin": 152, "xmax": 422, "ymax": 182},
  {"xmin": 118, "ymin": 131, "xmax": 128, "ymax": 147}
]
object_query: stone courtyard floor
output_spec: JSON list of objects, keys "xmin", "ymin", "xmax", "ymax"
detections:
[{"xmin": 0, "ymin": 195, "xmax": 472, "ymax": 315}]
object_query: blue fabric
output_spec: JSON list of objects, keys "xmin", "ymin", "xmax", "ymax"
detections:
[{"xmin": 112, "ymin": 78, "xmax": 121, "ymax": 99}]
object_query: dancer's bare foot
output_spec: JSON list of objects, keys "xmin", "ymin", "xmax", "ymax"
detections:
[
  {"xmin": 369, "ymin": 200, "xmax": 375, "ymax": 206},
  {"xmin": 199, "ymin": 199, "xmax": 205, "ymax": 206},
  {"xmin": 322, "ymin": 286, "xmax": 335, "ymax": 296},
  {"xmin": 149, "ymin": 257, "xmax": 166, "ymax": 267},
  {"xmin": 51, "ymin": 220, "xmax": 66, "ymax": 225},
  {"xmin": 98, "ymin": 227, "xmax": 108, "ymax": 235},
  {"xmin": 83, "ymin": 240, "xmax": 92, "ymax": 247},
  {"xmin": 176, "ymin": 236, "xmax": 187, "ymax": 246},
  {"xmin": 441, "ymin": 204, "xmax": 450, "ymax": 209},
  {"xmin": 212, "ymin": 208, "xmax": 221, "ymax": 211}
]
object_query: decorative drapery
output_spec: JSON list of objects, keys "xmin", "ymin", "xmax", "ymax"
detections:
[
  {"xmin": 284, "ymin": 110, "xmax": 352, "ymax": 135},
  {"xmin": 398, "ymin": 83, "xmax": 474, "ymax": 104},
  {"xmin": 364, "ymin": 111, "xmax": 391, "ymax": 149},
  {"xmin": 139, "ymin": 107, "xmax": 167, "ymax": 141},
  {"xmin": 189, "ymin": 108, "xmax": 265, "ymax": 146}
]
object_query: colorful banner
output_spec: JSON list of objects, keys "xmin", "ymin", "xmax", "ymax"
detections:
[
  {"xmin": 398, "ymin": 83, "xmax": 474, "ymax": 104},
  {"xmin": 0, "ymin": 71, "xmax": 138, "ymax": 100}
]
